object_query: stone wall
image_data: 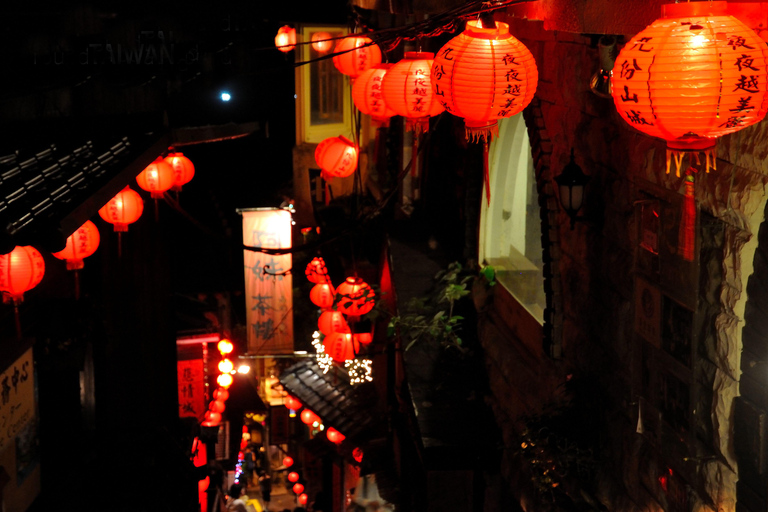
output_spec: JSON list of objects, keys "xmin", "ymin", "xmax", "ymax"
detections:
[{"xmin": 479, "ymin": 11, "xmax": 768, "ymax": 512}]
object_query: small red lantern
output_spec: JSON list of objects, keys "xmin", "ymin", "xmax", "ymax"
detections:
[
  {"xmin": 312, "ymin": 32, "xmax": 333, "ymax": 53},
  {"xmin": 217, "ymin": 373, "xmax": 233, "ymax": 388},
  {"xmin": 164, "ymin": 152, "xmax": 195, "ymax": 192},
  {"xmin": 353, "ymin": 331, "xmax": 373, "ymax": 345},
  {"xmin": 209, "ymin": 400, "xmax": 225, "ymax": 414},
  {"xmin": 293, "ymin": 483, "xmax": 305, "ymax": 495},
  {"xmin": 315, "ymin": 136, "xmax": 358, "ymax": 179},
  {"xmin": 353, "ymin": 447, "xmax": 364, "ymax": 463},
  {"xmin": 275, "ymin": 26, "xmax": 296, "ymax": 52},
  {"xmin": 381, "ymin": 52, "xmax": 445, "ymax": 133},
  {"xmin": 136, "ymin": 157, "xmax": 175, "ymax": 199},
  {"xmin": 323, "ymin": 332, "xmax": 359, "ymax": 363},
  {"xmin": 218, "ymin": 358, "xmax": 234, "ymax": 374},
  {"xmin": 352, "ymin": 65, "xmax": 397, "ymax": 127},
  {"xmin": 213, "ymin": 388, "xmax": 229, "ymax": 401},
  {"xmin": 99, "ymin": 186, "xmax": 144, "ymax": 232},
  {"xmin": 336, "ymin": 277, "xmax": 375, "ymax": 316},
  {"xmin": 310, "ymin": 283, "xmax": 336, "ymax": 309},
  {"xmin": 611, "ymin": 1, "xmax": 768, "ymax": 175},
  {"xmin": 204, "ymin": 411, "xmax": 221, "ymax": 425},
  {"xmin": 431, "ymin": 20, "xmax": 538, "ymax": 142},
  {"xmin": 285, "ymin": 395, "xmax": 303, "ymax": 410},
  {"xmin": 326, "ymin": 427, "xmax": 346, "ymax": 444},
  {"xmin": 52, "ymin": 220, "xmax": 100, "ymax": 270},
  {"xmin": 288, "ymin": 472, "xmax": 299, "ymax": 483},
  {"xmin": 300, "ymin": 409, "xmax": 320, "ymax": 425},
  {"xmin": 298, "ymin": 493, "xmax": 308, "ymax": 506},
  {"xmin": 283, "ymin": 456, "xmax": 294, "ymax": 468},
  {"xmin": 305, "ymin": 257, "xmax": 330, "ymax": 284},
  {"xmin": 333, "ymin": 35, "xmax": 382, "ymax": 78},
  {"xmin": 318, "ymin": 310, "xmax": 349, "ymax": 335},
  {"xmin": 0, "ymin": 246, "xmax": 45, "ymax": 303},
  {"xmin": 217, "ymin": 339, "xmax": 233, "ymax": 355}
]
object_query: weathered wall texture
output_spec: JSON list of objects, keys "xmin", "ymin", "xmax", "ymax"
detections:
[{"xmin": 479, "ymin": 9, "xmax": 768, "ymax": 512}]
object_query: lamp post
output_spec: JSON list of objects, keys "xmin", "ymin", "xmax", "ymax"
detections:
[{"xmin": 555, "ymin": 149, "xmax": 590, "ymax": 229}]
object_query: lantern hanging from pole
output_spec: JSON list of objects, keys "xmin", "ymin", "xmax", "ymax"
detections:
[
  {"xmin": 218, "ymin": 339, "xmax": 234, "ymax": 355},
  {"xmin": 213, "ymin": 388, "xmax": 229, "ymax": 401},
  {"xmin": 136, "ymin": 157, "xmax": 175, "ymax": 199},
  {"xmin": 381, "ymin": 52, "xmax": 445, "ymax": 134},
  {"xmin": 275, "ymin": 26, "xmax": 296, "ymax": 52},
  {"xmin": 305, "ymin": 257, "xmax": 330, "ymax": 284},
  {"xmin": 52, "ymin": 220, "xmax": 100, "ymax": 270},
  {"xmin": 326, "ymin": 427, "xmax": 346, "ymax": 444},
  {"xmin": 164, "ymin": 152, "xmax": 195, "ymax": 192},
  {"xmin": 611, "ymin": 1, "xmax": 768, "ymax": 176},
  {"xmin": 0, "ymin": 246, "xmax": 45, "ymax": 303},
  {"xmin": 318, "ymin": 309, "xmax": 349, "ymax": 335},
  {"xmin": 332, "ymin": 35, "xmax": 382, "ymax": 79},
  {"xmin": 209, "ymin": 400, "xmax": 226, "ymax": 414},
  {"xmin": 315, "ymin": 136, "xmax": 358, "ymax": 179},
  {"xmin": 204, "ymin": 411, "xmax": 221, "ymax": 425},
  {"xmin": 310, "ymin": 282, "xmax": 336, "ymax": 309},
  {"xmin": 323, "ymin": 332, "xmax": 359, "ymax": 363},
  {"xmin": 288, "ymin": 472, "xmax": 299, "ymax": 483},
  {"xmin": 293, "ymin": 483, "xmax": 305, "ymax": 495},
  {"xmin": 99, "ymin": 186, "xmax": 144, "ymax": 232},
  {"xmin": 218, "ymin": 358, "xmax": 234, "ymax": 374},
  {"xmin": 283, "ymin": 456, "xmax": 294, "ymax": 468},
  {"xmin": 217, "ymin": 373, "xmax": 233, "ymax": 388},
  {"xmin": 431, "ymin": 20, "xmax": 538, "ymax": 142},
  {"xmin": 311, "ymin": 32, "xmax": 333, "ymax": 53},
  {"xmin": 336, "ymin": 277, "xmax": 375, "ymax": 316},
  {"xmin": 352, "ymin": 65, "xmax": 397, "ymax": 127}
]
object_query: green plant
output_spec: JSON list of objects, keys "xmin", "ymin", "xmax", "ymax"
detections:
[{"xmin": 387, "ymin": 262, "xmax": 473, "ymax": 352}]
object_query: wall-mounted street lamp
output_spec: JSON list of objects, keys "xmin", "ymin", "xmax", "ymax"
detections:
[{"xmin": 555, "ymin": 149, "xmax": 591, "ymax": 229}]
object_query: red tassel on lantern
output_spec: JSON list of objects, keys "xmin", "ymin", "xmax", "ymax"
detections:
[{"xmin": 679, "ymin": 168, "xmax": 697, "ymax": 262}]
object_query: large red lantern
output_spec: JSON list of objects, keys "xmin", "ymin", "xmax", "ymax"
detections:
[
  {"xmin": 333, "ymin": 35, "xmax": 382, "ymax": 79},
  {"xmin": 336, "ymin": 277, "xmax": 375, "ymax": 316},
  {"xmin": 315, "ymin": 136, "xmax": 358, "ymax": 179},
  {"xmin": 99, "ymin": 186, "xmax": 144, "ymax": 232},
  {"xmin": 611, "ymin": 1, "xmax": 768, "ymax": 175},
  {"xmin": 381, "ymin": 52, "xmax": 445, "ymax": 133},
  {"xmin": 323, "ymin": 332, "xmax": 359, "ymax": 363},
  {"xmin": 318, "ymin": 310, "xmax": 349, "ymax": 335},
  {"xmin": 293, "ymin": 483, "xmax": 305, "ymax": 495},
  {"xmin": 326, "ymin": 427, "xmax": 346, "ymax": 444},
  {"xmin": 305, "ymin": 257, "xmax": 330, "ymax": 284},
  {"xmin": 312, "ymin": 32, "xmax": 333, "ymax": 53},
  {"xmin": 136, "ymin": 157, "xmax": 175, "ymax": 199},
  {"xmin": 288, "ymin": 472, "xmax": 299, "ymax": 483},
  {"xmin": 164, "ymin": 152, "xmax": 195, "ymax": 192},
  {"xmin": 52, "ymin": 220, "xmax": 100, "ymax": 270},
  {"xmin": 431, "ymin": 20, "xmax": 538, "ymax": 142},
  {"xmin": 352, "ymin": 65, "xmax": 397, "ymax": 127},
  {"xmin": 0, "ymin": 246, "xmax": 45, "ymax": 303},
  {"xmin": 275, "ymin": 26, "xmax": 296, "ymax": 52},
  {"xmin": 300, "ymin": 409, "xmax": 321, "ymax": 425},
  {"xmin": 310, "ymin": 282, "xmax": 336, "ymax": 309}
]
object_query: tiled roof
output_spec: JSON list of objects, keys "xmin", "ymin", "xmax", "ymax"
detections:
[{"xmin": 279, "ymin": 359, "xmax": 383, "ymax": 441}]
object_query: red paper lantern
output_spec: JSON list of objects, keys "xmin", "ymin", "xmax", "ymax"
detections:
[
  {"xmin": 0, "ymin": 246, "xmax": 45, "ymax": 303},
  {"xmin": 136, "ymin": 158, "xmax": 175, "ymax": 199},
  {"xmin": 353, "ymin": 331, "xmax": 373, "ymax": 345},
  {"xmin": 164, "ymin": 152, "xmax": 195, "ymax": 192},
  {"xmin": 353, "ymin": 447, "xmax": 364, "ymax": 463},
  {"xmin": 218, "ymin": 339, "xmax": 233, "ymax": 354},
  {"xmin": 352, "ymin": 65, "xmax": 397, "ymax": 127},
  {"xmin": 275, "ymin": 26, "xmax": 296, "ymax": 52},
  {"xmin": 323, "ymin": 332, "xmax": 359, "ymax": 363},
  {"xmin": 285, "ymin": 395, "xmax": 303, "ymax": 410},
  {"xmin": 204, "ymin": 411, "xmax": 221, "ymax": 424},
  {"xmin": 336, "ymin": 277, "xmax": 375, "ymax": 316},
  {"xmin": 217, "ymin": 373, "xmax": 233, "ymax": 388},
  {"xmin": 381, "ymin": 52, "xmax": 445, "ymax": 133},
  {"xmin": 310, "ymin": 283, "xmax": 336, "ymax": 309},
  {"xmin": 99, "ymin": 186, "xmax": 144, "ymax": 232},
  {"xmin": 318, "ymin": 310, "xmax": 350, "ymax": 335},
  {"xmin": 52, "ymin": 220, "xmax": 100, "ymax": 270},
  {"xmin": 326, "ymin": 427, "xmax": 346, "ymax": 444},
  {"xmin": 288, "ymin": 472, "xmax": 299, "ymax": 483},
  {"xmin": 300, "ymin": 409, "xmax": 320, "ymax": 425},
  {"xmin": 431, "ymin": 20, "xmax": 538, "ymax": 142},
  {"xmin": 298, "ymin": 493, "xmax": 308, "ymax": 506},
  {"xmin": 333, "ymin": 35, "xmax": 382, "ymax": 78},
  {"xmin": 305, "ymin": 257, "xmax": 330, "ymax": 284},
  {"xmin": 218, "ymin": 358, "xmax": 234, "ymax": 374},
  {"xmin": 315, "ymin": 136, "xmax": 358, "ymax": 179},
  {"xmin": 213, "ymin": 388, "xmax": 229, "ymax": 401},
  {"xmin": 209, "ymin": 400, "xmax": 225, "ymax": 414},
  {"xmin": 312, "ymin": 31, "xmax": 333, "ymax": 53},
  {"xmin": 293, "ymin": 483, "xmax": 305, "ymax": 495},
  {"xmin": 611, "ymin": 2, "xmax": 768, "ymax": 174},
  {"xmin": 283, "ymin": 456, "xmax": 294, "ymax": 468}
]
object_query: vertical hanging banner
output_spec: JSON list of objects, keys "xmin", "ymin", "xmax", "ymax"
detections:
[
  {"xmin": 177, "ymin": 359, "xmax": 206, "ymax": 421},
  {"xmin": 241, "ymin": 209, "xmax": 294, "ymax": 355}
]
